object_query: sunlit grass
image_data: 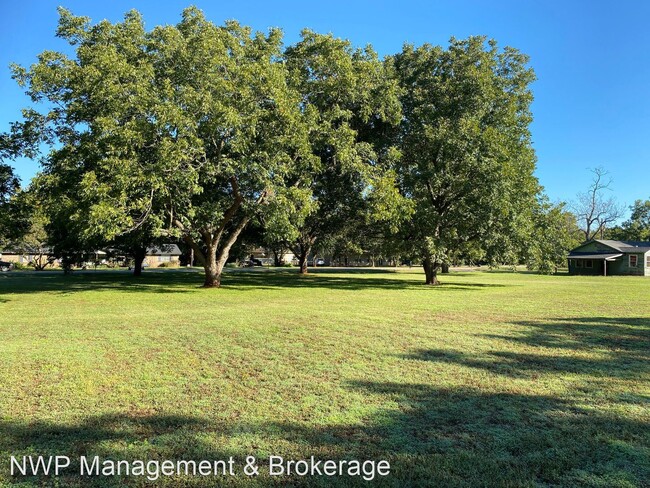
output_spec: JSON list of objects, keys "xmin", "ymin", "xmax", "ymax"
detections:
[{"xmin": 0, "ymin": 268, "xmax": 648, "ymax": 486}]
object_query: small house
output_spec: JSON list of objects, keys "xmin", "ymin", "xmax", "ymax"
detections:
[
  {"xmin": 568, "ymin": 239, "xmax": 650, "ymax": 276},
  {"xmin": 144, "ymin": 245, "xmax": 182, "ymax": 267}
]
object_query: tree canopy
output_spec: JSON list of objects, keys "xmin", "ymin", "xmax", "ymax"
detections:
[
  {"xmin": 0, "ymin": 163, "xmax": 20, "ymax": 246},
  {"xmin": 608, "ymin": 199, "xmax": 650, "ymax": 242},
  {"xmin": 271, "ymin": 30, "xmax": 407, "ymax": 274},
  {"xmin": 10, "ymin": 7, "xmax": 317, "ymax": 286},
  {"xmin": 392, "ymin": 37, "xmax": 539, "ymax": 284},
  {"xmin": 3, "ymin": 7, "xmax": 582, "ymax": 283}
]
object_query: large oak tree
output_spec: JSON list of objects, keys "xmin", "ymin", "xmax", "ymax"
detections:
[
  {"xmin": 9, "ymin": 7, "xmax": 313, "ymax": 286},
  {"xmin": 392, "ymin": 37, "xmax": 539, "ymax": 284}
]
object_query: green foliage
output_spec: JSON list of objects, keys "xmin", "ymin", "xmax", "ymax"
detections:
[
  {"xmin": 7, "ymin": 7, "xmax": 316, "ymax": 285},
  {"xmin": 0, "ymin": 163, "xmax": 19, "ymax": 205},
  {"xmin": 525, "ymin": 198, "xmax": 582, "ymax": 273},
  {"xmin": 5, "ymin": 9, "xmax": 553, "ymax": 285},
  {"xmin": 275, "ymin": 31, "xmax": 408, "ymax": 268},
  {"xmin": 618, "ymin": 199, "xmax": 650, "ymax": 241},
  {"xmin": 0, "ymin": 163, "xmax": 20, "ymax": 245},
  {"xmin": 392, "ymin": 37, "xmax": 539, "ymax": 281},
  {"xmin": 7, "ymin": 193, "xmax": 55, "ymax": 271}
]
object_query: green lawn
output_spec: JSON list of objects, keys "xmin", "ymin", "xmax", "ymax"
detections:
[{"xmin": 0, "ymin": 268, "xmax": 648, "ymax": 487}]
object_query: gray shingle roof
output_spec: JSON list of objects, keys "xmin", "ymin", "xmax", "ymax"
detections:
[{"xmin": 594, "ymin": 240, "xmax": 650, "ymax": 253}]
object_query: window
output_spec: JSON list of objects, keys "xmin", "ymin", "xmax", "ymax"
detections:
[
  {"xmin": 576, "ymin": 260, "xmax": 583, "ymax": 268},
  {"xmin": 159, "ymin": 255, "xmax": 171, "ymax": 262},
  {"xmin": 629, "ymin": 255, "xmax": 638, "ymax": 268},
  {"xmin": 585, "ymin": 260, "xmax": 593, "ymax": 268},
  {"xmin": 647, "ymin": 255, "xmax": 650, "ymax": 267}
]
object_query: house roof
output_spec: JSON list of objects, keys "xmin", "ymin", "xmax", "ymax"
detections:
[
  {"xmin": 0, "ymin": 246, "xmax": 53, "ymax": 254},
  {"xmin": 576, "ymin": 239, "xmax": 650, "ymax": 253},
  {"xmin": 146, "ymin": 244, "xmax": 182, "ymax": 256}
]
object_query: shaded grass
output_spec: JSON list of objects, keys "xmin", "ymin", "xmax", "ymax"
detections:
[{"xmin": 0, "ymin": 269, "xmax": 648, "ymax": 486}]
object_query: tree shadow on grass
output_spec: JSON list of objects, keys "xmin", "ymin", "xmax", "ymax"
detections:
[
  {"xmin": 267, "ymin": 381, "xmax": 648, "ymax": 486},
  {"xmin": 402, "ymin": 317, "xmax": 650, "ymax": 380},
  {"xmin": 485, "ymin": 317, "xmax": 650, "ymax": 352},
  {"xmin": 224, "ymin": 270, "xmax": 504, "ymax": 292},
  {"xmin": 1, "ymin": 381, "xmax": 647, "ymax": 487},
  {"xmin": 0, "ymin": 269, "xmax": 506, "ymax": 295},
  {"xmin": 0, "ymin": 414, "xmax": 278, "ymax": 487},
  {"xmin": 0, "ymin": 272, "xmax": 201, "ymax": 296}
]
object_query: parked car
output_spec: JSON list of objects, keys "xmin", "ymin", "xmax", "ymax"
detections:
[{"xmin": 0, "ymin": 261, "xmax": 13, "ymax": 272}]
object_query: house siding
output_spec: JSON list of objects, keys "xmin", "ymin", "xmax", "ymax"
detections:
[
  {"xmin": 568, "ymin": 259, "xmax": 603, "ymax": 275},
  {"xmin": 570, "ymin": 253, "xmax": 645, "ymax": 276},
  {"xmin": 619, "ymin": 253, "xmax": 645, "ymax": 276},
  {"xmin": 144, "ymin": 255, "xmax": 181, "ymax": 268}
]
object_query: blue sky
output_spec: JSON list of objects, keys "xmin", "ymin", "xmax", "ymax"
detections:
[{"xmin": 1, "ymin": 1, "xmax": 649, "ymax": 213}]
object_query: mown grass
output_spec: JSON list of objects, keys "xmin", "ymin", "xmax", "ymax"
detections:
[{"xmin": 0, "ymin": 268, "xmax": 648, "ymax": 487}]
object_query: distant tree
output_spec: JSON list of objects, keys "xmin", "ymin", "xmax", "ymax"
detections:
[
  {"xmin": 615, "ymin": 199, "xmax": 650, "ymax": 241},
  {"xmin": 572, "ymin": 167, "xmax": 624, "ymax": 241},
  {"xmin": 109, "ymin": 228, "xmax": 169, "ymax": 276},
  {"xmin": 0, "ymin": 163, "xmax": 20, "ymax": 246},
  {"xmin": 0, "ymin": 163, "xmax": 19, "ymax": 204},
  {"xmin": 393, "ymin": 37, "xmax": 539, "ymax": 284},
  {"xmin": 526, "ymin": 198, "xmax": 582, "ymax": 274},
  {"xmin": 3, "ymin": 189, "xmax": 55, "ymax": 270}
]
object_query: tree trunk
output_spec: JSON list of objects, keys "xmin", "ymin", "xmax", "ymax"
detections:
[
  {"xmin": 298, "ymin": 247, "xmax": 309, "ymax": 275},
  {"xmin": 201, "ymin": 215, "xmax": 251, "ymax": 288},
  {"xmin": 203, "ymin": 268, "xmax": 221, "ymax": 287},
  {"xmin": 423, "ymin": 257, "xmax": 441, "ymax": 285},
  {"xmin": 203, "ymin": 247, "xmax": 221, "ymax": 287},
  {"xmin": 273, "ymin": 250, "xmax": 283, "ymax": 267},
  {"xmin": 133, "ymin": 247, "xmax": 146, "ymax": 277},
  {"xmin": 441, "ymin": 263, "xmax": 450, "ymax": 274}
]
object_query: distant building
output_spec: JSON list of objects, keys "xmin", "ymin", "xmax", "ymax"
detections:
[
  {"xmin": 0, "ymin": 244, "xmax": 183, "ymax": 269},
  {"xmin": 568, "ymin": 240, "xmax": 650, "ymax": 276},
  {"xmin": 0, "ymin": 247, "xmax": 57, "ymax": 268},
  {"xmin": 144, "ymin": 245, "xmax": 182, "ymax": 267}
]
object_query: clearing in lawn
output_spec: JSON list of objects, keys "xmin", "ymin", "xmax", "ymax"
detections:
[{"xmin": 0, "ymin": 268, "xmax": 648, "ymax": 487}]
